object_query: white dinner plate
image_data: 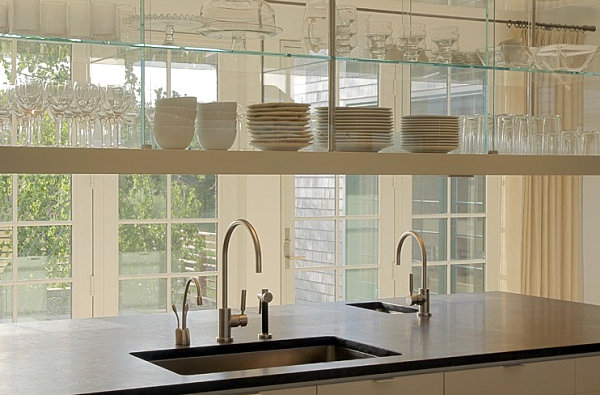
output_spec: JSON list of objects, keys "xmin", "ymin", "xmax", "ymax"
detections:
[
  {"xmin": 251, "ymin": 141, "xmax": 312, "ymax": 151},
  {"xmin": 249, "ymin": 121, "xmax": 310, "ymax": 127},
  {"xmin": 316, "ymin": 107, "xmax": 392, "ymax": 112},
  {"xmin": 248, "ymin": 103, "xmax": 310, "ymax": 110},
  {"xmin": 402, "ymin": 145, "xmax": 458, "ymax": 153},
  {"xmin": 250, "ymin": 129, "xmax": 312, "ymax": 135},
  {"xmin": 248, "ymin": 115, "xmax": 309, "ymax": 121},
  {"xmin": 248, "ymin": 108, "xmax": 310, "ymax": 114},
  {"xmin": 331, "ymin": 141, "xmax": 393, "ymax": 152},
  {"xmin": 402, "ymin": 115, "xmax": 459, "ymax": 119}
]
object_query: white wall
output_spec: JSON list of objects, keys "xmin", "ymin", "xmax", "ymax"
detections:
[{"xmin": 584, "ymin": 176, "xmax": 600, "ymax": 305}]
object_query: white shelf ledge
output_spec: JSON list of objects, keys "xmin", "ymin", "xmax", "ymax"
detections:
[{"xmin": 1, "ymin": 147, "xmax": 599, "ymax": 175}]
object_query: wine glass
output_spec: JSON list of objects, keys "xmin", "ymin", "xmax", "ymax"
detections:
[
  {"xmin": 400, "ymin": 23, "xmax": 426, "ymax": 61},
  {"xmin": 46, "ymin": 82, "xmax": 74, "ymax": 146},
  {"xmin": 102, "ymin": 85, "xmax": 134, "ymax": 148},
  {"xmin": 73, "ymin": 83, "xmax": 101, "ymax": 147},
  {"xmin": 14, "ymin": 79, "xmax": 45, "ymax": 146}
]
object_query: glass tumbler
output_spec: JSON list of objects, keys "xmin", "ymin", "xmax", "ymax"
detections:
[
  {"xmin": 12, "ymin": 0, "xmax": 40, "ymax": 34},
  {"xmin": 91, "ymin": 1, "xmax": 117, "ymax": 40},
  {"xmin": 582, "ymin": 131, "xmax": 600, "ymax": 155},
  {"xmin": 400, "ymin": 23, "xmax": 426, "ymax": 61},
  {"xmin": 41, "ymin": 1, "xmax": 67, "ymax": 36},
  {"xmin": 366, "ymin": 19, "xmax": 393, "ymax": 60},
  {"xmin": 431, "ymin": 26, "xmax": 459, "ymax": 63},
  {"xmin": 67, "ymin": 2, "xmax": 90, "ymax": 39},
  {"xmin": 560, "ymin": 131, "xmax": 583, "ymax": 155}
]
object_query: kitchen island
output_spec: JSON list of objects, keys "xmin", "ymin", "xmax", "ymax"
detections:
[{"xmin": 2, "ymin": 292, "xmax": 600, "ymax": 394}]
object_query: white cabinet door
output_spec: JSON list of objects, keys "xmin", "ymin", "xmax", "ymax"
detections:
[
  {"xmin": 317, "ymin": 373, "xmax": 443, "ymax": 395},
  {"xmin": 445, "ymin": 359, "xmax": 576, "ymax": 395},
  {"xmin": 576, "ymin": 355, "xmax": 600, "ymax": 394}
]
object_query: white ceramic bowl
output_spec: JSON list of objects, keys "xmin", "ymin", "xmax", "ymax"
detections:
[
  {"xmin": 197, "ymin": 119, "xmax": 237, "ymax": 129},
  {"xmin": 197, "ymin": 101, "xmax": 237, "ymax": 112},
  {"xmin": 154, "ymin": 126, "xmax": 195, "ymax": 149},
  {"xmin": 156, "ymin": 96, "xmax": 198, "ymax": 109},
  {"xmin": 197, "ymin": 127, "xmax": 237, "ymax": 150},
  {"xmin": 155, "ymin": 105, "xmax": 197, "ymax": 120},
  {"xmin": 154, "ymin": 112, "xmax": 196, "ymax": 128},
  {"xmin": 196, "ymin": 111, "xmax": 238, "ymax": 121}
]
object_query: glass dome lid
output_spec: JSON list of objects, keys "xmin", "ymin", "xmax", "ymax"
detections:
[{"xmin": 197, "ymin": 0, "xmax": 283, "ymax": 39}]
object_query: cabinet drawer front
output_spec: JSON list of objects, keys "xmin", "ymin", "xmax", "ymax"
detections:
[
  {"xmin": 256, "ymin": 387, "xmax": 317, "ymax": 395},
  {"xmin": 445, "ymin": 360, "xmax": 576, "ymax": 395},
  {"xmin": 317, "ymin": 373, "xmax": 443, "ymax": 395},
  {"xmin": 576, "ymin": 356, "xmax": 600, "ymax": 394}
]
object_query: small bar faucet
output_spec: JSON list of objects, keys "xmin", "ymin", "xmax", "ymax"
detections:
[
  {"xmin": 173, "ymin": 277, "xmax": 203, "ymax": 346},
  {"xmin": 257, "ymin": 288, "xmax": 273, "ymax": 340},
  {"xmin": 217, "ymin": 219, "xmax": 262, "ymax": 344},
  {"xmin": 396, "ymin": 230, "xmax": 431, "ymax": 318}
]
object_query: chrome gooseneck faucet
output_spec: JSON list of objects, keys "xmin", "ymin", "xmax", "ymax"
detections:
[
  {"xmin": 396, "ymin": 230, "xmax": 431, "ymax": 318},
  {"xmin": 173, "ymin": 276, "xmax": 203, "ymax": 346},
  {"xmin": 217, "ymin": 219, "xmax": 262, "ymax": 344}
]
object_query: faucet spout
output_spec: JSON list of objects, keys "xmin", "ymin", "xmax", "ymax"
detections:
[
  {"xmin": 218, "ymin": 219, "xmax": 262, "ymax": 343},
  {"xmin": 175, "ymin": 276, "xmax": 203, "ymax": 346},
  {"xmin": 396, "ymin": 230, "xmax": 431, "ymax": 318}
]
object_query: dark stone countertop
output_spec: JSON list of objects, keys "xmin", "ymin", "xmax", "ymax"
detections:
[{"xmin": 2, "ymin": 292, "xmax": 600, "ymax": 394}]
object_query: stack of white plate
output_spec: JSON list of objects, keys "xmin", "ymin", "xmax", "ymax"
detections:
[
  {"xmin": 247, "ymin": 103, "xmax": 312, "ymax": 151},
  {"xmin": 400, "ymin": 115, "xmax": 460, "ymax": 153},
  {"xmin": 315, "ymin": 107, "xmax": 394, "ymax": 152}
]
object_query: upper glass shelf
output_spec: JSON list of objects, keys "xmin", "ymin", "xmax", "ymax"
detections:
[{"xmin": 2, "ymin": 32, "xmax": 600, "ymax": 78}]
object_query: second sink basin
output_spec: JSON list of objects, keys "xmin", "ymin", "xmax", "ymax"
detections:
[
  {"xmin": 348, "ymin": 301, "xmax": 418, "ymax": 314},
  {"xmin": 132, "ymin": 336, "xmax": 400, "ymax": 375}
]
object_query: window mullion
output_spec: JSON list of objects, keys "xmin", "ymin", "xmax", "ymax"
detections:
[
  {"xmin": 447, "ymin": 177, "xmax": 452, "ymax": 294},
  {"xmin": 166, "ymin": 175, "xmax": 172, "ymax": 309},
  {"xmin": 11, "ymin": 174, "xmax": 17, "ymax": 322}
]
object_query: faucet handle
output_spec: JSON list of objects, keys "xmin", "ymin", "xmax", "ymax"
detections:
[
  {"xmin": 240, "ymin": 289, "xmax": 247, "ymax": 314},
  {"xmin": 409, "ymin": 272, "xmax": 414, "ymax": 295}
]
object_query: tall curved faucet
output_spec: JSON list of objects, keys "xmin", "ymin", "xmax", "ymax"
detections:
[
  {"xmin": 218, "ymin": 219, "xmax": 262, "ymax": 343},
  {"xmin": 396, "ymin": 230, "xmax": 431, "ymax": 317}
]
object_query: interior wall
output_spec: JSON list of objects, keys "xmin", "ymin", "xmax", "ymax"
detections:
[{"xmin": 583, "ymin": 176, "xmax": 600, "ymax": 305}]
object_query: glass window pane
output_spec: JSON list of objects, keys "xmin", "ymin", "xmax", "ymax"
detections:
[
  {"xmin": 451, "ymin": 176, "xmax": 485, "ymax": 214},
  {"xmin": 18, "ymin": 175, "xmax": 71, "ymax": 221},
  {"xmin": 0, "ymin": 285, "xmax": 11, "ymax": 323},
  {"xmin": 17, "ymin": 225, "xmax": 71, "ymax": 280},
  {"xmin": 119, "ymin": 278, "xmax": 167, "ymax": 315},
  {"xmin": 412, "ymin": 219, "xmax": 447, "ymax": 262},
  {"xmin": 450, "ymin": 70, "xmax": 485, "ymax": 116},
  {"xmin": 295, "ymin": 175, "xmax": 336, "ymax": 217},
  {"xmin": 342, "ymin": 219, "xmax": 378, "ymax": 266},
  {"xmin": 172, "ymin": 223, "xmax": 217, "ymax": 273},
  {"xmin": 119, "ymin": 175, "xmax": 167, "ymax": 220},
  {"xmin": 18, "ymin": 283, "xmax": 71, "ymax": 321},
  {"xmin": 411, "ymin": 65, "xmax": 449, "ymax": 115},
  {"xmin": 295, "ymin": 270, "xmax": 335, "ymax": 304},
  {"xmin": 295, "ymin": 220, "xmax": 335, "ymax": 268},
  {"xmin": 451, "ymin": 263, "xmax": 485, "ymax": 294},
  {"xmin": 344, "ymin": 269, "xmax": 378, "ymax": 301},
  {"xmin": 340, "ymin": 175, "xmax": 378, "ymax": 216},
  {"xmin": 412, "ymin": 265, "xmax": 447, "ymax": 295},
  {"xmin": 451, "ymin": 218, "xmax": 485, "ymax": 260},
  {"xmin": 171, "ymin": 276, "xmax": 217, "ymax": 311},
  {"xmin": 412, "ymin": 176, "xmax": 447, "ymax": 214},
  {"xmin": 171, "ymin": 175, "xmax": 217, "ymax": 219},
  {"xmin": 0, "ymin": 227, "xmax": 12, "ymax": 282},
  {"xmin": 0, "ymin": 175, "xmax": 11, "ymax": 222},
  {"xmin": 119, "ymin": 224, "xmax": 167, "ymax": 275}
]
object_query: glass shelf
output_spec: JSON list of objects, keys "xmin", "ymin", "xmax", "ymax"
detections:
[{"xmin": 2, "ymin": 33, "xmax": 600, "ymax": 78}]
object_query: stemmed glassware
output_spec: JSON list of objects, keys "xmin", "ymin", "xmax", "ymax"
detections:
[
  {"xmin": 101, "ymin": 85, "xmax": 134, "ymax": 148},
  {"xmin": 431, "ymin": 26, "xmax": 459, "ymax": 63},
  {"xmin": 335, "ymin": 6, "xmax": 358, "ymax": 57},
  {"xmin": 46, "ymin": 82, "xmax": 74, "ymax": 146},
  {"xmin": 366, "ymin": 19, "xmax": 392, "ymax": 60},
  {"xmin": 73, "ymin": 83, "xmax": 101, "ymax": 147},
  {"xmin": 14, "ymin": 79, "xmax": 45, "ymax": 146},
  {"xmin": 399, "ymin": 23, "xmax": 426, "ymax": 61}
]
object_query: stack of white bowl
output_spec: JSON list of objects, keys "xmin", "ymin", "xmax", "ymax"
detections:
[
  {"xmin": 247, "ymin": 103, "xmax": 312, "ymax": 151},
  {"xmin": 153, "ymin": 97, "xmax": 197, "ymax": 149},
  {"xmin": 196, "ymin": 102, "xmax": 238, "ymax": 150},
  {"xmin": 400, "ymin": 115, "xmax": 460, "ymax": 153},
  {"xmin": 315, "ymin": 107, "xmax": 394, "ymax": 152}
]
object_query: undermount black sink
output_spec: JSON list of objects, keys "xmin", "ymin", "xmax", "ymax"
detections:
[
  {"xmin": 132, "ymin": 336, "xmax": 400, "ymax": 376},
  {"xmin": 348, "ymin": 301, "xmax": 418, "ymax": 314}
]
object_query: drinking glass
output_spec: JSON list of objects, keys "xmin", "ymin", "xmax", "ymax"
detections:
[
  {"xmin": 582, "ymin": 131, "xmax": 600, "ymax": 155},
  {"xmin": 431, "ymin": 26, "xmax": 459, "ymax": 63},
  {"xmin": 41, "ymin": 1, "xmax": 67, "ymax": 36},
  {"xmin": 15, "ymin": 80, "xmax": 46, "ymax": 146},
  {"xmin": 0, "ymin": 87, "xmax": 11, "ymax": 145},
  {"xmin": 46, "ymin": 82, "xmax": 74, "ymax": 146},
  {"xmin": 101, "ymin": 86, "xmax": 135, "ymax": 147},
  {"xmin": 560, "ymin": 131, "xmax": 582, "ymax": 155},
  {"xmin": 496, "ymin": 114, "xmax": 514, "ymax": 154},
  {"xmin": 67, "ymin": 2, "xmax": 91, "ymax": 39},
  {"xmin": 543, "ymin": 132, "xmax": 561, "ymax": 155},
  {"xmin": 302, "ymin": 0, "xmax": 327, "ymax": 55},
  {"xmin": 513, "ymin": 115, "xmax": 531, "ymax": 154},
  {"xmin": 366, "ymin": 19, "xmax": 392, "ymax": 60},
  {"xmin": 399, "ymin": 23, "xmax": 426, "ymax": 62},
  {"xmin": 91, "ymin": 1, "xmax": 117, "ymax": 40},
  {"xmin": 73, "ymin": 83, "xmax": 101, "ymax": 147},
  {"xmin": 12, "ymin": 0, "xmax": 40, "ymax": 34},
  {"xmin": 335, "ymin": 6, "xmax": 358, "ymax": 57}
]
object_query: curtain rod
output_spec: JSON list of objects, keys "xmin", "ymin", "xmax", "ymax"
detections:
[{"xmin": 265, "ymin": 0, "xmax": 597, "ymax": 33}]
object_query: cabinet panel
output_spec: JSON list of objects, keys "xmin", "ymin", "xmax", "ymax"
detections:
[
  {"xmin": 576, "ymin": 356, "xmax": 600, "ymax": 394},
  {"xmin": 317, "ymin": 373, "xmax": 443, "ymax": 395},
  {"xmin": 445, "ymin": 360, "xmax": 576, "ymax": 395},
  {"xmin": 245, "ymin": 387, "xmax": 317, "ymax": 395}
]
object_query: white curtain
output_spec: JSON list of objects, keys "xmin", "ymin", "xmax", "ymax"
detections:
[{"xmin": 500, "ymin": 28, "xmax": 584, "ymax": 302}]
